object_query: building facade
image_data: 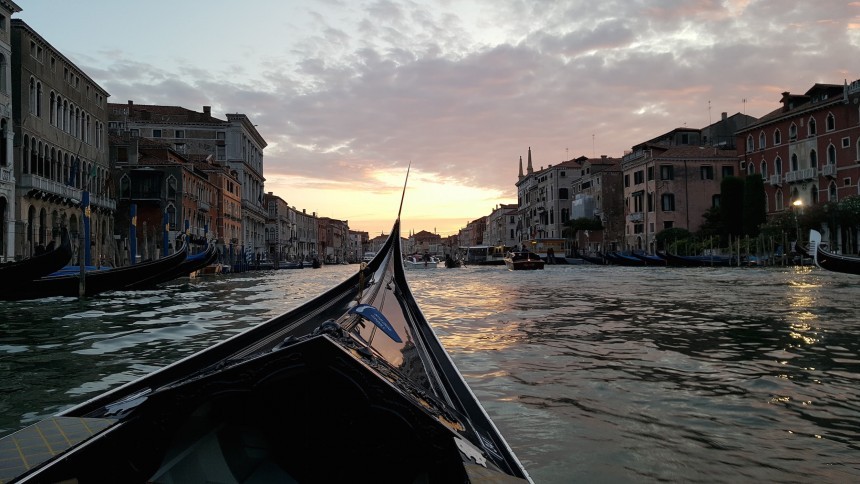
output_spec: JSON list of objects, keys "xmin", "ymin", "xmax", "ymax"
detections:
[
  {"xmin": 107, "ymin": 101, "xmax": 267, "ymax": 260},
  {"xmin": 12, "ymin": 19, "xmax": 113, "ymax": 262},
  {"xmin": 482, "ymin": 203, "xmax": 518, "ymax": 249},
  {"xmin": 515, "ymin": 147, "xmax": 580, "ymax": 245},
  {"xmin": 570, "ymin": 155, "xmax": 624, "ymax": 252},
  {"xmin": 737, "ymin": 81, "xmax": 860, "ymax": 236},
  {"xmin": 0, "ymin": 1, "xmax": 20, "ymax": 260}
]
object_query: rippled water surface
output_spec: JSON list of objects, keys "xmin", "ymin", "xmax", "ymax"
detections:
[{"xmin": 2, "ymin": 264, "xmax": 859, "ymax": 483}]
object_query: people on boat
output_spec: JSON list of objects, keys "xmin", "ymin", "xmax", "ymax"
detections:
[{"xmin": 422, "ymin": 251, "xmax": 431, "ymax": 267}]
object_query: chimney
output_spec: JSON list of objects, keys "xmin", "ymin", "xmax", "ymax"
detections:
[
  {"xmin": 780, "ymin": 92, "xmax": 791, "ymax": 112},
  {"xmin": 721, "ymin": 112, "xmax": 727, "ymax": 121},
  {"xmin": 127, "ymin": 100, "xmax": 134, "ymax": 108},
  {"xmin": 203, "ymin": 106, "xmax": 211, "ymax": 117}
]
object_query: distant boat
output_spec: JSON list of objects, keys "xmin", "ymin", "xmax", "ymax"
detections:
[
  {"xmin": 0, "ymin": 228, "xmax": 72, "ymax": 289},
  {"xmin": 809, "ymin": 229, "xmax": 860, "ymax": 275},
  {"xmin": 657, "ymin": 252, "xmax": 733, "ymax": 267},
  {"xmin": 404, "ymin": 254, "xmax": 439, "ymax": 269},
  {"xmin": 504, "ymin": 251, "xmax": 545, "ymax": 270}
]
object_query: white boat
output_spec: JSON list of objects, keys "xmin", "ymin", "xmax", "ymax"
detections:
[
  {"xmin": 404, "ymin": 254, "xmax": 440, "ymax": 269},
  {"xmin": 361, "ymin": 251, "xmax": 376, "ymax": 263}
]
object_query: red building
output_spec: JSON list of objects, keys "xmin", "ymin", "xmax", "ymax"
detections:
[{"xmin": 737, "ymin": 80, "xmax": 860, "ymax": 218}]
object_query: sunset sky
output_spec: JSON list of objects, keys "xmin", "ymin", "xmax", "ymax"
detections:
[{"xmin": 15, "ymin": 1, "xmax": 860, "ymax": 236}]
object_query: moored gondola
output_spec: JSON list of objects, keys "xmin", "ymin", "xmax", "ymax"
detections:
[
  {"xmin": 0, "ymin": 238, "xmax": 189, "ymax": 301},
  {"xmin": 810, "ymin": 229, "xmax": 860, "ymax": 276},
  {"xmin": 124, "ymin": 240, "xmax": 217, "ymax": 289},
  {"xmin": 0, "ymin": 228, "xmax": 72, "ymax": 290},
  {"xmin": 0, "ymin": 186, "xmax": 531, "ymax": 483}
]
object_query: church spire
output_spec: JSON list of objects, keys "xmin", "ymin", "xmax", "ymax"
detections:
[
  {"xmin": 526, "ymin": 146, "xmax": 534, "ymax": 175},
  {"xmin": 518, "ymin": 155, "xmax": 524, "ymax": 180}
]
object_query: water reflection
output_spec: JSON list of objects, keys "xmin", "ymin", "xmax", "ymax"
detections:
[{"xmin": 2, "ymin": 264, "xmax": 860, "ymax": 481}]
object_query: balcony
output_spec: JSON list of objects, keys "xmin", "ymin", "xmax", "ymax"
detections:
[
  {"xmin": 19, "ymin": 174, "xmax": 116, "ymax": 211},
  {"xmin": 0, "ymin": 167, "xmax": 11, "ymax": 183},
  {"xmin": 627, "ymin": 212, "xmax": 643, "ymax": 223},
  {"xmin": 822, "ymin": 164, "xmax": 837, "ymax": 177},
  {"xmin": 769, "ymin": 174, "xmax": 782, "ymax": 186},
  {"xmin": 785, "ymin": 168, "xmax": 817, "ymax": 183}
]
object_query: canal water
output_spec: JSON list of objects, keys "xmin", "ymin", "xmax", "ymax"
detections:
[{"xmin": 1, "ymin": 263, "xmax": 859, "ymax": 483}]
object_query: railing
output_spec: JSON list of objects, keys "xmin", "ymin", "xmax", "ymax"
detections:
[
  {"xmin": 769, "ymin": 174, "xmax": 782, "ymax": 186},
  {"xmin": 19, "ymin": 174, "xmax": 116, "ymax": 210},
  {"xmin": 798, "ymin": 167, "xmax": 816, "ymax": 180},
  {"xmin": 627, "ymin": 212, "xmax": 643, "ymax": 223},
  {"xmin": 822, "ymin": 164, "xmax": 837, "ymax": 177}
]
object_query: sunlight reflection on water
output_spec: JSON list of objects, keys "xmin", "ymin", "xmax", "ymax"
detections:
[{"xmin": 2, "ymin": 264, "xmax": 860, "ymax": 482}]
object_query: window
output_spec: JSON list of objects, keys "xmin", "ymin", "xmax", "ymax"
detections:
[
  {"xmin": 624, "ymin": 174, "xmax": 630, "ymax": 188},
  {"xmin": 119, "ymin": 175, "xmax": 130, "ymax": 198},
  {"xmin": 721, "ymin": 166, "xmax": 734, "ymax": 178},
  {"xmin": 747, "ymin": 162, "xmax": 754, "ymax": 176},
  {"xmin": 647, "ymin": 192, "xmax": 654, "ymax": 212},
  {"xmin": 826, "ymin": 113, "xmax": 835, "ymax": 131},
  {"xmin": 829, "ymin": 182, "xmax": 837, "ymax": 201},
  {"xmin": 701, "ymin": 165, "xmax": 714, "ymax": 180},
  {"xmin": 167, "ymin": 176, "xmax": 177, "ymax": 199},
  {"xmin": 775, "ymin": 157, "xmax": 783, "ymax": 175},
  {"xmin": 558, "ymin": 188, "xmax": 568, "ymax": 199},
  {"xmin": 760, "ymin": 161, "xmax": 767, "ymax": 178},
  {"xmin": 810, "ymin": 149, "xmax": 817, "ymax": 168},
  {"xmin": 152, "ymin": 129, "xmax": 162, "ymax": 138},
  {"xmin": 791, "ymin": 153, "xmax": 798, "ymax": 171},
  {"xmin": 746, "ymin": 135, "xmax": 754, "ymax": 152},
  {"xmin": 712, "ymin": 194, "xmax": 721, "ymax": 208},
  {"xmin": 663, "ymin": 221, "xmax": 674, "ymax": 230},
  {"xmin": 808, "ymin": 117, "xmax": 817, "ymax": 136},
  {"xmin": 647, "ymin": 166, "xmax": 654, "ymax": 181},
  {"xmin": 634, "ymin": 170, "xmax": 644, "ymax": 184},
  {"xmin": 789, "ymin": 123, "xmax": 797, "ymax": 141},
  {"xmin": 827, "ymin": 145, "xmax": 836, "ymax": 164},
  {"xmin": 175, "ymin": 130, "xmax": 185, "ymax": 138},
  {"xmin": 775, "ymin": 189, "xmax": 784, "ymax": 211},
  {"xmin": 661, "ymin": 193, "xmax": 675, "ymax": 211},
  {"xmin": 660, "ymin": 165, "xmax": 674, "ymax": 180},
  {"xmin": 759, "ymin": 132, "xmax": 766, "ymax": 150},
  {"xmin": 773, "ymin": 129, "xmax": 781, "ymax": 145},
  {"xmin": 843, "ymin": 137, "xmax": 851, "ymax": 148}
]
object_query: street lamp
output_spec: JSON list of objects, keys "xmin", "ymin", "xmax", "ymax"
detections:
[{"xmin": 793, "ymin": 199, "xmax": 804, "ymax": 243}]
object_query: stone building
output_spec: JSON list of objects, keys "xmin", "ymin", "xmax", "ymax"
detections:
[
  {"xmin": 0, "ymin": 1, "xmax": 20, "ymax": 260},
  {"xmin": 107, "ymin": 101, "xmax": 267, "ymax": 260},
  {"xmin": 482, "ymin": 203, "xmax": 518, "ymax": 249},
  {"xmin": 515, "ymin": 147, "xmax": 580, "ymax": 245},
  {"xmin": 570, "ymin": 155, "xmax": 623, "ymax": 253},
  {"xmin": 12, "ymin": 19, "xmax": 113, "ymax": 263},
  {"xmin": 317, "ymin": 216, "xmax": 348, "ymax": 263}
]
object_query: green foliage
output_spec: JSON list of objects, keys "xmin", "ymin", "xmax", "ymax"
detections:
[
  {"xmin": 655, "ymin": 227, "xmax": 691, "ymax": 251},
  {"xmin": 742, "ymin": 175, "xmax": 767, "ymax": 237},
  {"xmin": 720, "ymin": 176, "xmax": 745, "ymax": 238}
]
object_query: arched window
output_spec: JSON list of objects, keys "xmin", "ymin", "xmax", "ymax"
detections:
[
  {"xmin": 810, "ymin": 149, "xmax": 817, "ymax": 168},
  {"xmin": 827, "ymin": 144, "xmax": 836, "ymax": 164},
  {"xmin": 775, "ymin": 189, "xmax": 784, "ymax": 211},
  {"xmin": 789, "ymin": 123, "xmax": 797, "ymax": 141},
  {"xmin": 746, "ymin": 135, "xmax": 754, "ymax": 153},
  {"xmin": 826, "ymin": 112, "xmax": 835, "ymax": 131},
  {"xmin": 791, "ymin": 153, "xmax": 798, "ymax": 171},
  {"xmin": 773, "ymin": 129, "xmax": 781, "ymax": 145},
  {"xmin": 36, "ymin": 81, "xmax": 42, "ymax": 116},
  {"xmin": 775, "ymin": 156, "xmax": 783, "ymax": 175},
  {"xmin": 49, "ymin": 92, "xmax": 56, "ymax": 125},
  {"xmin": 28, "ymin": 77, "xmax": 35, "ymax": 114},
  {"xmin": 812, "ymin": 184, "xmax": 819, "ymax": 205},
  {"xmin": 760, "ymin": 160, "xmax": 768, "ymax": 178},
  {"xmin": 0, "ymin": 54, "xmax": 6, "ymax": 93},
  {"xmin": 119, "ymin": 175, "xmax": 130, "ymax": 198},
  {"xmin": 0, "ymin": 119, "xmax": 6, "ymax": 166},
  {"xmin": 759, "ymin": 132, "xmax": 766, "ymax": 150},
  {"xmin": 167, "ymin": 176, "xmax": 177, "ymax": 200},
  {"xmin": 808, "ymin": 117, "xmax": 817, "ymax": 136},
  {"xmin": 829, "ymin": 181, "xmax": 838, "ymax": 201},
  {"xmin": 747, "ymin": 161, "xmax": 754, "ymax": 175},
  {"xmin": 166, "ymin": 204, "xmax": 177, "ymax": 229}
]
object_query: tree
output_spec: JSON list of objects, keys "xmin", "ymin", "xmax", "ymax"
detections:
[
  {"xmin": 655, "ymin": 227, "xmax": 691, "ymax": 251},
  {"xmin": 720, "ymin": 176, "xmax": 744, "ymax": 239},
  {"xmin": 742, "ymin": 175, "xmax": 767, "ymax": 236}
]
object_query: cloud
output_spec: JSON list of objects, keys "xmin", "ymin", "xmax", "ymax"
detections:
[{"xmin": 23, "ymin": 0, "xmax": 857, "ymax": 234}]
